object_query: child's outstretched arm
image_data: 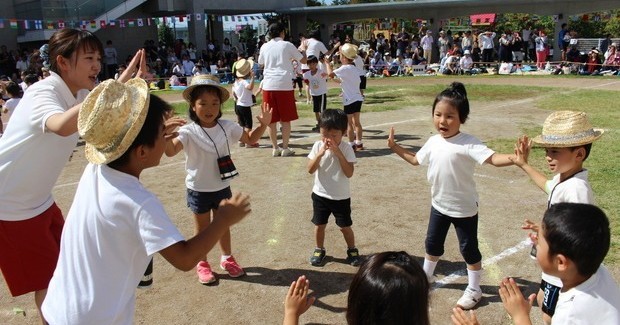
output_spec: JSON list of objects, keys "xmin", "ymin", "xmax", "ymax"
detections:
[
  {"xmin": 241, "ymin": 102, "xmax": 272, "ymax": 144},
  {"xmin": 485, "ymin": 152, "xmax": 516, "ymax": 167},
  {"xmin": 388, "ymin": 127, "xmax": 419, "ymax": 166},
  {"xmin": 283, "ymin": 275, "xmax": 315, "ymax": 325},
  {"xmin": 511, "ymin": 135, "xmax": 548, "ymax": 191},
  {"xmin": 159, "ymin": 192, "xmax": 251, "ymax": 271},
  {"xmin": 323, "ymin": 56, "xmax": 336, "ymax": 79},
  {"xmin": 499, "ymin": 277, "xmax": 536, "ymax": 325},
  {"xmin": 451, "ymin": 307, "xmax": 480, "ymax": 325}
]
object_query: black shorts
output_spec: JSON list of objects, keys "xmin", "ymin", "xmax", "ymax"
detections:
[
  {"xmin": 234, "ymin": 104, "xmax": 253, "ymax": 129},
  {"xmin": 293, "ymin": 76, "xmax": 303, "ymax": 89},
  {"xmin": 425, "ymin": 206, "xmax": 481, "ymax": 265},
  {"xmin": 344, "ymin": 100, "xmax": 363, "ymax": 115},
  {"xmin": 311, "ymin": 192, "xmax": 352, "ymax": 227},
  {"xmin": 359, "ymin": 75, "xmax": 367, "ymax": 90},
  {"xmin": 312, "ymin": 94, "xmax": 327, "ymax": 113},
  {"xmin": 186, "ymin": 187, "xmax": 232, "ymax": 214},
  {"xmin": 540, "ymin": 279, "xmax": 561, "ymax": 316}
]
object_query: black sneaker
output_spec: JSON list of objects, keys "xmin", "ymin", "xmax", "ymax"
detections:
[
  {"xmin": 346, "ymin": 248, "xmax": 361, "ymax": 266},
  {"xmin": 310, "ymin": 248, "xmax": 326, "ymax": 266},
  {"xmin": 311, "ymin": 125, "xmax": 320, "ymax": 132}
]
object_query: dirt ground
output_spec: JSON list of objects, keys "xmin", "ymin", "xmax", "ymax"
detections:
[{"xmin": 1, "ymin": 76, "xmax": 619, "ymax": 324}]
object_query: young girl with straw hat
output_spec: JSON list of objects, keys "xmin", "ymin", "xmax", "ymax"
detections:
[{"xmin": 165, "ymin": 74, "xmax": 272, "ymax": 284}]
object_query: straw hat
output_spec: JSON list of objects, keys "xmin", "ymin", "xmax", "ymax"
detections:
[
  {"xmin": 78, "ymin": 78, "xmax": 150, "ymax": 164},
  {"xmin": 234, "ymin": 59, "xmax": 252, "ymax": 77},
  {"xmin": 340, "ymin": 43, "xmax": 358, "ymax": 60},
  {"xmin": 532, "ymin": 111, "xmax": 604, "ymax": 148},
  {"xmin": 182, "ymin": 74, "xmax": 230, "ymax": 103}
]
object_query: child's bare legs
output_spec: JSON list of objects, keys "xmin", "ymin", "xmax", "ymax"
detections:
[
  {"xmin": 347, "ymin": 112, "xmax": 363, "ymax": 145},
  {"xmin": 314, "ymin": 224, "xmax": 327, "ymax": 248},
  {"xmin": 340, "ymin": 226, "xmax": 355, "ymax": 248},
  {"xmin": 194, "ymin": 210, "xmax": 232, "ymax": 257}
]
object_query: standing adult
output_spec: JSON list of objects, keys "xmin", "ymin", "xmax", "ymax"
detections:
[
  {"xmin": 559, "ymin": 23, "xmax": 570, "ymax": 61},
  {"xmin": 420, "ymin": 30, "xmax": 434, "ymax": 64},
  {"xmin": 0, "ymin": 29, "xmax": 145, "ymax": 324},
  {"xmin": 437, "ymin": 31, "xmax": 450, "ymax": 62},
  {"xmin": 103, "ymin": 40, "xmax": 118, "ymax": 80},
  {"xmin": 396, "ymin": 27, "xmax": 410, "ymax": 58},
  {"xmin": 478, "ymin": 30, "xmax": 496, "ymax": 67},
  {"xmin": 521, "ymin": 25, "xmax": 533, "ymax": 62},
  {"xmin": 258, "ymin": 23, "xmax": 306, "ymax": 157},
  {"xmin": 535, "ymin": 30, "xmax": 549, "ymax": 69}
]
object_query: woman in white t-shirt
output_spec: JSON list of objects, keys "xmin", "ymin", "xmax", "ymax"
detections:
[{"xmin": 388, "ymin": 82, "xmax": 515, "ymax": 310}]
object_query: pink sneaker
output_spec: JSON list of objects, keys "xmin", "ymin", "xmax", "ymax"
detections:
[
  {"xmin": 196, "ymin": 261, "xmax": 216, "ymax": 284},
  {"xmin": 220, "ymin": 256, "xmax": 245, "ymax": 278}
]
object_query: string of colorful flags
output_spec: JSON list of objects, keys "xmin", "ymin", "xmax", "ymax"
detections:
[{"xmin": 0, "ymin": 14, "xmax": 265, "ymax": 31}]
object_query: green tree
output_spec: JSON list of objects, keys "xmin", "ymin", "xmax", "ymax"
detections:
[
  {"xmin": 158, "ymin": 23, "xmax": 174, "ymax": 49},
  {"xmin": 603, "ymin": 15, "xmax": 620, "ymax": 37}
]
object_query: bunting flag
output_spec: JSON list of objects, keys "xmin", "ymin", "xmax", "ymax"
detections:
[
  {"xmin": 195, "ymin": 13, "xmax": 202, "ymax": 21},
  {"xmin": 10, "ymin": 19, "xmax": 17, "ymax": 29},
  {"xmin": 162, "ymin": 17, "xmax": 166, "ymax": 24},
  {"xmin": 57, "ymin": 20, "xmax": 65, "ymax": 29},
  {"xmin": 100, "ymin": 20, "xmax": 106, "ymax": 28},
  {"xmin": 186, "ymin": 14, "xmax": 191, "ymax": 22},
  {"xmin": 127, "ymin": 19, "xmax": 135, "ymax": 27},
  {"xmin": 146, "ymin": 18, "xmax": 152, "ymax": 26},
  {"xmin": 0, "ymin": 20, "xmax": 4, "ymax": 29},
  {"xmin": 23, "ymin": 20, "xmax": 30, "ymax": 29},
  {"xmin": 90, "ymin": 20, "xmax": 96, "ymax": 29},
  {"xmin": 34, "ymin": 20, "xmax": 43, "ymax": 29},
  {"xmin": 137, "ymin": 18, "xmax": 143, "ymax": 27},
  {"xmin": 119, "ymin": 19, "xmax": 125, "ymax": 28},
  {"xmin": 177, "ymin": 15, "xmax": 184, "ymax": 22},
  {"xmin": 80, "ymin": 20, "xmax": 87, "ymax": 29},
  {"xmin": 108, "ymin": 20, "xmax": 116, "ymax": 27}
]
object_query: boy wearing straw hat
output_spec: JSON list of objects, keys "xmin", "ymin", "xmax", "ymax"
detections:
[
  {"xmin": 41, "ymin": 78, "xmax": 251, "ymax": 323},
  {"xmin": 511, "ymin": 110, "xmax": 604, "ymax": 324}
]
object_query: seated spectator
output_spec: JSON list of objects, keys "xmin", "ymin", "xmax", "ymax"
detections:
[
  {"xmin": 583, "ymin": 49, "xmax": 602, "ymax": 75},
  {"xmin": 602, "ymin": 43, "xmax": 620, "ymax": 72},
  {"xmin": 459, "ymin": 50, "xmax": 474, "ymax": 74},
  {"xmin": 441, "ymin": 55, "xmax": 460, "ymax": 75},
  {"xmin": 566, "ymin": 46, "xmax": 581, "ymax": 63}
]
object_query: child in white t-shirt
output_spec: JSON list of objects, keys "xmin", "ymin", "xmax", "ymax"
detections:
[
  {"xmin": 165, "ymin": 74, "xmax": 271, "ymax": 285},
  {"xmin": 324, "ymin": 43, "xmax": 365, "ymax": 151},
  {"xmin": 0, "ymin": 81, "xmax": 22, "ymax": 134},
  {"xmin": 307, "ymin": 109, "xmax": 360, "ymax": 267},
  {"xmin": 388, "ymin": 82, "xmax": 515, "ymax": 310},
  {"xmin": 453, "ymin": 203, "xmax": 620, "ymax": 325},
  {"xmin": 41, "ymin": 79, "xmax": 251, "ymax": 324},
  {"xmin": 232, "ymin": 59, "xmax": 258, "ymax": 147},
  {"xmin": 302, "ymin": 55, "xmax": 328, "ymax": 132}
]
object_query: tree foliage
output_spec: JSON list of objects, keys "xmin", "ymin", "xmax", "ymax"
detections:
[{"xmin": 157, "ymin": 24, "xmax": 174, "ymax": 48}]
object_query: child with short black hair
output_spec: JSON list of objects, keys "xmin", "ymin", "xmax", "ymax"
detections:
[
  {"xmin": 0, "ymin": 81, "xmax": 22, "ymax": 133},
  {"xmin": 512, "ymin": 110, "xmax": 603, "ymax": 323},
  {"xmin": 307, "ymin": 108, "xmax": 360, "ymax": 266},
  {"xmin": 41, "ymin": 78, "xmax": 252, "ymax": 323},
  {"xmin": 388, "ymin": 82, "xmax": 516, "ymax": 309},
  {"xmin": 302, "ymin": 55, "xmax": 328, "ymax": 132},
  {"xmin": 452, "ymin": 203, "xmax": 620, "ymax": 325}
]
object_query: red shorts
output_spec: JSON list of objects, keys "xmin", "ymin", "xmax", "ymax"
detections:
[
  {"xmin": 0, "ymin": 203, "xmax": 64, "ymax": 296},
  {"xmin": 262, "ymin": 90, "xmax": 298, "ymax": 123}
]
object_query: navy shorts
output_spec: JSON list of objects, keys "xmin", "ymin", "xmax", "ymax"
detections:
[
  {"xmin": 186, "ymin": 187, "xmax": 232, "ymax": 214},
  {"xmin": 234, "ymin": 104, "xmax": 253, "ymax": 129},
  {"xmin": 359, "ymin": 75, "xmax": 367, "ymax": 90},
  {"xmin": 311, "ymin": 192, "xmax": 352, "ymax": 227},
  {"xmin": 425, "ymin": 206, "xmax": 481, "ymax": 265},
  {"xmin": 344, "ymin": 100, "xmax": 362, "ymax": 115},
  {"xmin": 312, "ymin": 94, "xmax": 327, "ymax": 113}
]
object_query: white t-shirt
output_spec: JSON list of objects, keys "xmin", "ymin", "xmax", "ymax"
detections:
[
  {"xmin": 2, "ymin": 97, "xmax": 20, "ymax": 121},
  {"xmin": 176, "ymin": 120, "xmax": 243, "ymax": 192},
  {"xmin": 42, "ymin": 164, "xmax": 184, "ymax": 325},
  {"xmin": 308, "ymin": 140, "xmax": 357, "ymax": 200},
  {"xmin": 415, "ymin": 133, "xmax": 494, "ymax": 218},
  {"xmin": 258, "ymin": 38, "xmax": 303, "ymax": 91},
  {"xmin": 333, "ymin": 65, "xmax": 364, "ymax": 105},
  {"xmin": 0, "ymin": 71, "xmax": 88, "ymax": 221},
  {"xmin": 552, "ymin": 265, "xmax": 620, "ymax": 325},
  {"xmin": 233, "ymin": 79, "xmax": 253, "ymax": 107},
  {"xmin": 353, "ymin": 55, "xmax": 366, "ymax": 74},
  {"xmin": 302, "ymin": 68, "xmax": 328, "ymax": 96},
  {"xmin": 301, "ymin": 38, "xmax": 328, "ymax": 70},
  {"xmin": 542, "ymin": 169, "xmax": 594, "ymax": 286}
]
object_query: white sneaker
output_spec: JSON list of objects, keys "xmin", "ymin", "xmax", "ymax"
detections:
[
  {"xmin": 280, "ymin": 148, "xmax": 295, "ymax": 157},
  {"xmin": 272, "ymin": 148, "xmax": 282, "ymax": 157},
  {"xmin": 456, "ymin": 287, "xmax": 482, "ymax": 310}
]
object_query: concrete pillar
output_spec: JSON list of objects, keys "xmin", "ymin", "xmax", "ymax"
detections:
[
  {"xmin": 187, "ymin": 8, "xmax": 207, "ymax": 54},
  {"xmin": 289, "ymin": 13, "xmax": 307, "ymax": 40},
  {"xmin": 212, "ymin": 17, "xmax": 224, "ymax": 46}
]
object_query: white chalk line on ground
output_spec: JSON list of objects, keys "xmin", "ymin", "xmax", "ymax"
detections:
[{"xmin": 431, "ymin": 239, "xmax": 530, "ymax": 290}]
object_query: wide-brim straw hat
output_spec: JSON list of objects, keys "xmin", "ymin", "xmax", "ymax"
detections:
[
  {"xmin": 78, "ymin": 78, "xmax": 150, "ymax": 164},
  {"xmin": 234, "ymin": 59, "xmax": 252, "ymax": 77},
  {"xmin": 182, "ymin": 74, "xmax": 230, "ymax": 103},
  {"xmin": 532, "ymin": 111, "xmax": 604, "ymax": 147},
  {"xmin": 340, "ymin": 43, "xmax": 358, "ymax": 60}
]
